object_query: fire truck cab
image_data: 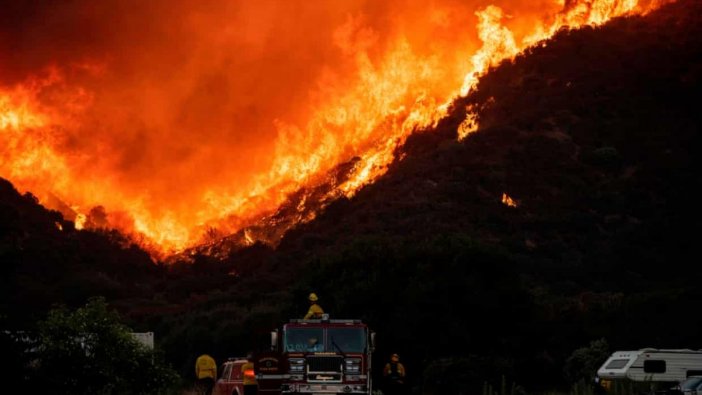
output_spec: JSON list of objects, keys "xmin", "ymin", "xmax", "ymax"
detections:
[{"xmin": 257, "ymin": 315, "xmax": 375, "ymax": 395}]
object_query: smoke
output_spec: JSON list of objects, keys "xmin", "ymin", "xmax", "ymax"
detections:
[{"xmin": 0, "ymin": 0, "xmax": 612, "ymax": 249}]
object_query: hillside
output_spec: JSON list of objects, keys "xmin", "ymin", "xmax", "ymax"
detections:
[
  {"xmin": 208, "ymin": 0, "xmax": 702, "ymax": 391},
  {"xmin": 2, "ymin": 0, "xmax": 702, "ymax": 393},
  {"xmin": 280, "ymin": 0, "xmax": 701, "ymax": 290},
  {"xmin": 0, "ymin": 178, "xmax": 167, "ymax": 323}
]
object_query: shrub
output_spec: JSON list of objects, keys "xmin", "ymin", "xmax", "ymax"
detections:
[
  {"xmin": 30, "ymin": 297, "xmax": 181, "ymax": 395},
  {"xmin": 564, "ymin": 338, "xmax": 610, "ymax": 384}
]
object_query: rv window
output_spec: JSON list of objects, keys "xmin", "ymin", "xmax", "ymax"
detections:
[
  {"xmin": 687, "ymin": 370, "xmax": 702, "ymax": 378},
  {"xmin": 643, "ymin": 360, "xmax": 666, "ymax": 373},
  {"xmin": 605, "ymin": 359, "xmax": 630, "ymax": 369}
]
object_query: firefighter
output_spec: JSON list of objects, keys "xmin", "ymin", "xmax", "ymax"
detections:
[
  {"xmin": 303, "ymin": 292, "xmax": 324, "ymax": 319},
  {"xmin": 383, "ymin": 353, "xmax": 406, "ymax": 395},
  {"xmin": 195, "ymin": 353, "xmax": 217, "ymax": 395},
  {"xmin": 307, "ymin": 336, "xmax": 322, "ymax": 352},
  {"xmin": 242, "ymin": 352, "xmax": 258, "ymax": 395}
]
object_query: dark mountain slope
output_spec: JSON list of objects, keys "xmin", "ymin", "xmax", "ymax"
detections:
[
  {"xmin": 218, "ymin": 0, "xmax": 701, "ymax": 391},
  {"xmin": 0, "ymin": 178, "xmax": 164, "ymax": 324},
  {"xmin": 281, "ymin": 0, "xmax": 701, "ymax": 290},
  {"xmin": 152, "ymin": 0, "xmax": 702, "ymax": 388}
]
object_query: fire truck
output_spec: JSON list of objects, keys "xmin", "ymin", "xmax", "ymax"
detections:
[{"xmin": 255, "ymin": 314, "xmax": 376, "ymax": 395}]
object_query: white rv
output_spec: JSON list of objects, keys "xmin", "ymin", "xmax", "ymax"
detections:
[{"xmin": 597, "ymin": 349, "xmax": 702, "ymax": 385}]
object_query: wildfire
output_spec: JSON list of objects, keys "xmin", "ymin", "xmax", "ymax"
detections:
[
  {"xmin": 502, "ymin": 193, "xmax": 518, "ymax": 208},
  {"xmin": 0, "ymin": 0, "xmax": 670, "ymax": 255}
]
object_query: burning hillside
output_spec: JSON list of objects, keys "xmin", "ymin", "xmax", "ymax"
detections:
[{"xmin": 0, "ymin": 0, "xmax": 670, "ymax": 255}]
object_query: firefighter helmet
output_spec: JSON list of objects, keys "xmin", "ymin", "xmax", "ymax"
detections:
[
  {"xmin": 391, "ymin": 353, "xmax": 400, "ymax": 362},
  {"xmin": 308, "ymin": 293, "xmax": 319, "ymax": 302}
]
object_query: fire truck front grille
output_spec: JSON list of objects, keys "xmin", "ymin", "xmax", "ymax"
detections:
[{"xmin": 307, "ymin": 356, "xmax": 343, "ymax": 372}]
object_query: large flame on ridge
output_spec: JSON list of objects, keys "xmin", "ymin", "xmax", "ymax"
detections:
[{"xmin": 0, "ymin": 0, "xmax": 669, "ymax": 254}]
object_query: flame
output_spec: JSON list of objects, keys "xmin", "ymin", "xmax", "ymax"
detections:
[
  {"xmin": 502, "ymin": 193, "xmax": 518, "ymax": 208},
  {"xmin": 457, "ymin": 0, "xmax": 669, "ymax": 139},
  {"xmin": 243, "ymin": 229, "xmax": 254, "ymax": 246},
  {"xmin": 0, "ymin": 0, "xmax": 670, "ymax": 255},
  {"xmin": 75, "ymin": 213, "xmax": 87, "ymax": 230},
  {"xmin": 1, "ymin": 73, "xmax": 77, "ymax": 203},
  {"xmin": 458, "ymin": 104, "xmax": 480, "ymax": 141},
  {"xmin": 460, "ymin": 5, "xmax": 519, "ymax": 97}
]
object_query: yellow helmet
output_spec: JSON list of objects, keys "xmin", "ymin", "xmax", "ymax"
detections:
[{"xmin": 308, "ymin": 293, "xmax": 319, "ymax": 302}]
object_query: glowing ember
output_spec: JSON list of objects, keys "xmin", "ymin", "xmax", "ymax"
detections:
[
  {"xmin": 502, "ymin": 193, "xmax": 518, "ymax": 208},
  {"xmin": 74, "ymin": 213, "xmax": 87, "ymax": 230},
  {"xmin": 458, "ymin": 105, "xmax": 480, "ymax": 141},
  {"xmin": 0, "ymin": 0, "xmax": 668, "ymax": 254}
]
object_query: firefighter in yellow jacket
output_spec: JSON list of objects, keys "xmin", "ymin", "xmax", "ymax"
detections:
[
  {"xmin": 242, "ymin": 352, "xmax": 258, "ymax": 395},
  {"xmin": 383, "ymin": 353, "xmax": 406, "ymax": 395},
  {"xmin": 195, "ymin": 353, "xmax": 217, "ymax": 395},
  {"xmin": 303, "ymin": 292, "xmax": 324, "ymax": 319}
]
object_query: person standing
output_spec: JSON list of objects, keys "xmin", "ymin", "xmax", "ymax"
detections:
[
  {"xmin": 242, "ymin": 352, "xmax": 258, "ymax": 395},
  {"xmin": 195, "ymin": 353, "xmax": 217, "ymax": 395},
  {"xmin": 303, "ymin": 292, "xmax": 324, "ymax": 319},
  {"xmin": 383, "ymin": 353, "xmax": 406, "ymax": 395}
]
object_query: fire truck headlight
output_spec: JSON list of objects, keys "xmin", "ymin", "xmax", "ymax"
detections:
[
  {"xmin": 289, "ymin": 358, "xmax": 305, "ymax": 373},
  {"xmin": 344, "ymin": 358, "xmax": 361, "ymax": 374}
]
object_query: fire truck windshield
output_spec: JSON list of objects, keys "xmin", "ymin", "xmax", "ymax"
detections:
[
  {"xmin": 284, "ymin": 327, "xmax": 366, "ymax": 353},
  {"xmin": 327, "ymin": 328, "xmax": 366, "ymax": 353},
  {"xmin": 284, "ymin": 328, "xmax": 324, "ymax": 352}
]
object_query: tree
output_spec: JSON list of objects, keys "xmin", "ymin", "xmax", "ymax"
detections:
[
  {"xmin": 564, "ymin": 338, "xmax": 610, "ymax": 385},
  {"xmin": 31, "ymin": 297, "xmax": 180, "ymax": 395}
]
